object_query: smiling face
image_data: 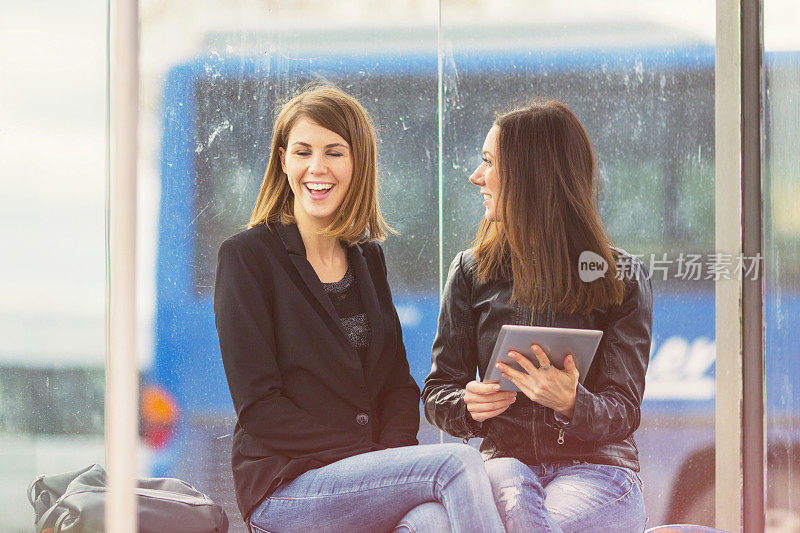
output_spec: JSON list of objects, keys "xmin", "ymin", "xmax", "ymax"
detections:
[
  {"xmin": 279, "ymin": 117, "xmax": 354, "ymax": 229},
  {"xmin": 469, "ymin": 124, "xmax": 501, "ymax": 222}
]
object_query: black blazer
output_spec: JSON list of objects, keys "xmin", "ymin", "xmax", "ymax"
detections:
[{"xmin": 213, "ymin": 222, "xmax": 420, "ymax": 521}]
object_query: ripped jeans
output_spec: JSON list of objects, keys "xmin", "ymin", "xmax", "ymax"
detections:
[{"xmin": 484, "ymin": 457, "xmax": 646, "ymax": 533}]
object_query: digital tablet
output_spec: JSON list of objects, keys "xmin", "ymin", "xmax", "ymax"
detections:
[{"xmin": 483, "ymin": 325, "xmax": 603, "ymax": 391}]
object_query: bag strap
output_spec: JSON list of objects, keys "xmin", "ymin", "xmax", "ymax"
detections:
[
  {"xmin": 28, "ymin": 475, "xmax": 45, "ymax": 508},
  {"xmin": 53, "ymin": 510, "xmax": 70, "ymax": 532},
  {"xmin": 36, "ymin": 501, "xmax": 68, "ymax": 533},
  {"xmin": 34, "ymin": 488, "xmax": 103, "ymax": 531}
]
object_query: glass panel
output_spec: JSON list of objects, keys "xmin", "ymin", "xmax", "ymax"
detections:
[
  {"xmin": 440, "ymin": 2, "xmax": 715, "ymax": 527},
  {"xmin": 140, "ymin": 3, "xmax": 437, "ymax": 529},
  {"xmin": 764, "ymin": 1, "xmax": 800, "ymax": 528},
  {"xmin": 0, "ymin": 1, "xmax": 107, "ymax": 530}
]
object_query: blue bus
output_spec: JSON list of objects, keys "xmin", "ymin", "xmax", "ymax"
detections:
[{"xmin": 144, "ymin": 28, "xmax": 800, "ymax": 530}]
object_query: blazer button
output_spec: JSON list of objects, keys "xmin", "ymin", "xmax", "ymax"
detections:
[{"xmin": 356, "ymin": 413, "xmax": 369, "ymax": 425}]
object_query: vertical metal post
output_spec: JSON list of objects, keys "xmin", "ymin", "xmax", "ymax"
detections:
[
  {"xmin": 437, "ymin": 0, "xmax": 444, "ymax": 445},
  {"xmin": 740, "ymin": 1, "xmax": 766, "ymax": 532},
  {"xmin": 715, "ymin": 4, "xmax": 744, "ymax": 526},
  {"xmin": 715, "ymin": 1, "xmax": 765, "ymax": 531},
  {"xmin": 106, "ymin": 0, "xmax": 139, "ymax": 530}
]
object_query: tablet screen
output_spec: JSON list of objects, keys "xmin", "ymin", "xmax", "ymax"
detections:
[{"xmin": 483, "ymin": 325, "xmax": 603, "ymax": 390}]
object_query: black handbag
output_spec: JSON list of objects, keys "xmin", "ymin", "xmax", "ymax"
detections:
[{"xmin": 28, "ymin": 464, "xmax": 229, "ymax": 532}]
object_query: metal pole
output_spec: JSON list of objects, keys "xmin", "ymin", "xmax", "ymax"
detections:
[
  {"xmin": 740, "ymin": 1, "xmax": 766, "ymax": 532},
  {"xmin": 437, "ymin": 0, "xmax": 444, "ymax": 446},
  {"xmin": 715, "ymin": 1, "xmax": 764, "ymax": 531},
  {"xmin": 715, "ymin": 3, "xmax": 745, "ymax": 526},
  {"xmin": 106, "ymin": 0, "xmax": 139, "ymax": 530}
]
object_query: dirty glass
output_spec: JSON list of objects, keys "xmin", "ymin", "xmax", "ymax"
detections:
[
  {"xmin": 440, "ymin": 1, "xmax": 716, "ymax": 527},
  {"xmin": 0, "ymin": 1, "xmax": 107, "ymax": 531},
  {"xmin": 140, "ymin": 1, "xmax": 438, "ymax": 528},
  {"xmin": 764, "ymin": 1, "xmax": 800, "ymax": 529}
]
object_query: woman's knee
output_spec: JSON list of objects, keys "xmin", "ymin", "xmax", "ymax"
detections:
[
  {"xmin": 433, "ymin": 443, "xmax": 485, "ymax": 472},
  {"xmin": 393, "ymin": 502, "xmax": 451, "ymax": 533},
  {"xmin": 438, "ymin": 442, "xmax": 483, "ymax": 461},
  {"xmin": 427, "ymin": 443, "xmax": 489, "ymax": 488}
]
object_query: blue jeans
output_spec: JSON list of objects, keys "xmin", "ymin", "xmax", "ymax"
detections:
[
  {"xmin": 248, "ymin": 443, "xmax": 504, "ymax": 533},
  {"xmin": 484, "ymin": 457, "xmax": 646, "ymax": 533}
]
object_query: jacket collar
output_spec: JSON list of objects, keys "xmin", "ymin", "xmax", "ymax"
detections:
[
  {"xmin": 272, "ymin": 219, "xmax": 365, "ymax": 257},
  {"xmin": 270, "ymin": 222, "xmax": 384, "ymax": 364}
]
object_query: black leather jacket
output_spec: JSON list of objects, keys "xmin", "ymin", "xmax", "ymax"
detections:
[{"xmin": 421, "ymin": 248, "xmax": 652, "ymax": 471}]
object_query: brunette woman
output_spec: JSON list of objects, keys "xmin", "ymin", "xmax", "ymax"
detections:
[
  {"xmin": 213, "ymin": 85, "xmax": 504, "ymax": 533},
  {"xmin": 422, "ymin": 99, "xmax": 652, "ymax": 532}
]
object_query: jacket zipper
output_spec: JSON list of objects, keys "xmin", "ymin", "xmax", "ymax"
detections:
[
  {"xmin": 544, "ymin": 306, "xmax": 566, "ymax": 447},
  {"xmin": 529, "ymin": 307, "xmax": 540, "ymax": 462}
]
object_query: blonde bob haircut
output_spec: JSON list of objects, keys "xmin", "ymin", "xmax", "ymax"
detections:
[{"xmin": 247, "ymin": 84, "xmax": 391, "ymax": 244}]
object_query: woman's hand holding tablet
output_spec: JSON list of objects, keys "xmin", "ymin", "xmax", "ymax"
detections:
[
  {"xmin": 463, "ymin": 380, "xmax": 517, "ymax": 423},
  {"xmin": 481, "ymin": 325, "xmax": 603, "ymax": 419},
  {"xmin": 497, "ymin": 346, "xmax": 580, "ymax": 419}
]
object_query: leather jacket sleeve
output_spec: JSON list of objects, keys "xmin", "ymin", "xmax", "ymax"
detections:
[
  {"xmin": 421, "ymin": 252, "xmax": 487, "ymax": 439},
  {"xmin": 548, "ymin": 257, "xmax": 653, "ymax": 442}
]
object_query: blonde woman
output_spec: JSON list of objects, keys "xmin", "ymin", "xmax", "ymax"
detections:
[{"xmin": 214, "ymin": 85, "xmax": 504, "ymax": 533}]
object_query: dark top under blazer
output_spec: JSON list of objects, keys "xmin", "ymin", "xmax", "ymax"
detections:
[{"xmin": 213, "ymin": 222, "xmax": 420, "ymax": 521}]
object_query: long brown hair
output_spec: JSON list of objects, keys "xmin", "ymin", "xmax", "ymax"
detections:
[
  {"xmin": 473, "ymin": 98, "xmax": 625, "ymax": 314},
  {"xmin": 248, "ymin": 84, "xmax": 391, "ymax": 243}
]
